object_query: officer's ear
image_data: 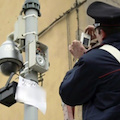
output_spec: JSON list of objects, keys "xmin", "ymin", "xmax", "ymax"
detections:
[
  {"xmin": 100, "ymin": 29, "xmax": 106, "ymax": 39},
  {"xmin": 98, "ymin": 28, "xmax": 106, "ymax": 39}
]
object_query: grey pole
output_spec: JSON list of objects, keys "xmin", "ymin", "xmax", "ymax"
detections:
[{"xmin": 22, "ymin": 0, "xmax": 40, "ymax": 120}]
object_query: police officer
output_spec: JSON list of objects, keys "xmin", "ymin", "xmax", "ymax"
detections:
[{"xmin": 59, "ymin": 1, "xmax": 120, "ymax": 120}]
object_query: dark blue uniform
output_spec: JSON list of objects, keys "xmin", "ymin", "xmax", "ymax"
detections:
[{"xmin": 59, "ymin": 33, "xmax": 120, "ymax": 120}]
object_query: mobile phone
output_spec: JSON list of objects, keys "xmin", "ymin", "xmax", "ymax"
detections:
[{"xmin": 80, "ymin": 32, "xmax": 91, "ymax": 48}]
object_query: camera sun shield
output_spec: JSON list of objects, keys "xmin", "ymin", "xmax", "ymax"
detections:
[{"xmin": 0, "ymin": 81, "xmax": 18, "ymax": 107}]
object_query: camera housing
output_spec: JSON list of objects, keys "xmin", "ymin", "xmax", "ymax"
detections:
[
  {"xmin": 0, "ymin": 39, "xmax": 23, "ymax": 76},
  {"xmin": 28, "ymin": 40, "xmax": 49, "ymax": 73}
]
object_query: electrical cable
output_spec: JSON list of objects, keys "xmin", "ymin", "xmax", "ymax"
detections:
[{"xmin": 38, "ymin": 0, "xmax": 87, "ymax": 38}]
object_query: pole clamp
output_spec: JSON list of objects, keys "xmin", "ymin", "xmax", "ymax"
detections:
[
  {"xmin": 23, "ymin": 14, "xmax": 38, "ymax": 19},
  {"xmin": 22, "ymin": 31, "xmax": 38, "ymax": 37}
]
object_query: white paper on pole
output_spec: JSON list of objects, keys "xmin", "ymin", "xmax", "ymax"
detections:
[{"xmin": 15, "ymin": 76, "xmax": 47, "ymax": 114}]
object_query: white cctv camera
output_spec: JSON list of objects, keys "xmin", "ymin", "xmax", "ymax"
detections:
[{"xmin": 0, "ymin": 33, "xmax": 23, "ymax": 76}]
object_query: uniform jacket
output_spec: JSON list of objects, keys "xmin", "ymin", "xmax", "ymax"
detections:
[{"xmin": 59, "ymin": 33, "xmax": 120, "ymax": 120}]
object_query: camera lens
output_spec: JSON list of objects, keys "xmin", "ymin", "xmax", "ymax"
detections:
[{"xmin": 0, "ymin": 62, "xmax": 18, "ymax": 76}]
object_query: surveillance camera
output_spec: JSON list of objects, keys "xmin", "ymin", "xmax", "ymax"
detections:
[{"xmin": 0, "ymin": 39, "xmax": 23, "ymax": 76}]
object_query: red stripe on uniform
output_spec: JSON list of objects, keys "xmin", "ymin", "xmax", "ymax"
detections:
[{"xmin": 99, "ymin": 69, "xmax": 120, "ymax": 79}]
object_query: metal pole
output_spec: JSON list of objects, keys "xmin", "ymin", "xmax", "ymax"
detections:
[
  {"xmin": 22, "ymin": 0, "xmax": 40, "ymax": 120},
  {"xmin": 24, "ymin": 9, "xmax": 38, "ymax": 120}
]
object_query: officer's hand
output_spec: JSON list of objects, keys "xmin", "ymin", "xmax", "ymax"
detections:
[
  {"xmin": 85, "ymin": 25, "xmax": 96, "ymax": 40},
  {"xmin": 69, "ymin": 40, "xmax": 87, "ymax": 59}
]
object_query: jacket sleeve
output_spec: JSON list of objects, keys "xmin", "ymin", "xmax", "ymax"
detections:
[{"xmin": 59, "ymin": 57, "xmax": 98, "ymax": 106}]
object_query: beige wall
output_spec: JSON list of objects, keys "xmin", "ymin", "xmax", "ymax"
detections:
[{"xmin": 0, "ymin": 0, "xmax": 119, "ymax": 120}]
